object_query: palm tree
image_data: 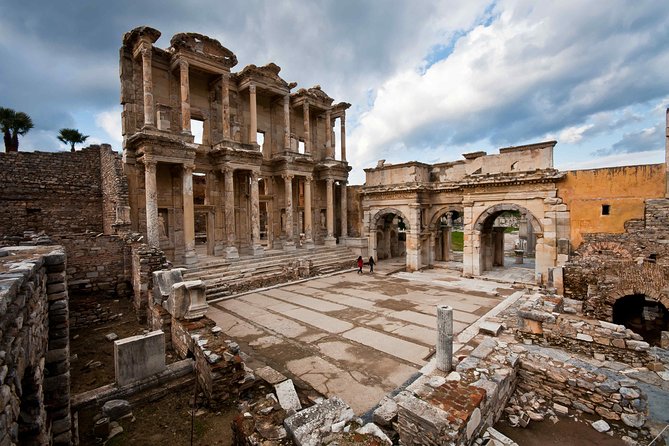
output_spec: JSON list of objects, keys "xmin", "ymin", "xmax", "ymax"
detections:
[
  {"xmin": 0, "ymin": 107, "xmax": 33, "ymax": 152},
  {"xmin": 58, "ymin": 128, "xmax": 89, "ymax": 152}
]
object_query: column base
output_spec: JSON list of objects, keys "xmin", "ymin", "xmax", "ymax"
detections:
[
  {"xmin": 223, "ymin": 246, "xmax": 240, "ymax": 261},
  {"xmin": 184, "ymin": 249, "xmax": 198, "ymax": 265},
  {"xmin": 251, "ymin": 244, "xmax": 265, "ymax": 257},
  {"xmin": 214, "ymin": 242, "xmax": 226, "ymax": 257},
  {"xmin": 283, "ymin": 241, "xmax": 297, "ymax": 252},
  {"xmin": 303, "ymin": 239, "xmax": 315, "ymax": 250},
  {"xmin": 324, "ymin": 236, "xmax": 337, "ymax": 247}
]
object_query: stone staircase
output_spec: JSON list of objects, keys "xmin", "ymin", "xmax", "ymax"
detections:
[{"xmin": 182, "ymin": 245, "xmax": 356, "ymax": 301}]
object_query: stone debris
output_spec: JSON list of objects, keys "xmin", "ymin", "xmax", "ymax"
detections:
[
  {"xmin": 101, "ymin": 399, "xmax": 132, "ymax": 421},
  {"xmin": 479, "ymin": 321, "xmax": 503, "ymax": 336},
  {"xmin": 274, "ymin": 379, "xmax": 302, "ymax": 413},
  {"xmin": 591, "ymin": 419, "xmax": 610, "ymax": 432},
  {"xmin": 373, "ymin": 396, "xmax": 398, "ymax": 427},
  {"xmin": 284, "ymin": 397, "xmax": 355, "ymax": 446},
  {"xmin": 255, "ymin": 365, "xmax": 288, "ymax": 385},
  {"xmin": 356, "ymin": 422, "xmax": 392, "ymax": 445},
  {"xmin": 104, "ymin": 332, "xmax": 118, "ymax": 341}
]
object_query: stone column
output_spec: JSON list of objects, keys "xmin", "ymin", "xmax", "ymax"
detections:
[
  {"xmin": 436, "ymin": 305, "xmax": 453, "ymax": 372},
  {"xmin": 182, "ymin": 164, "xmax": 197, "ymax": 264},
  {"xmin": 179, "ymin": 60, "xmax": 191, "ymax": 133},
  {"xmin": 325, "ymin": 178, "xmax": 336, "ymax": 246},
  {"xmin": 442, "ymin": 212, "xmax": 452, "ymax": 261},
  {"xmin": 250, "ymin": 171, "xmax": 264, "ymax": 256},
  {"xmin": 665, "ymin": 108, "xmax": 669, "ymax": 198},
  {"xmin": 140, "ymin": 47, "xmax": 154, "ymax": 127},
  {"xmin": 324, "ymin": 111, "xmax": 332, "ymax": 158},
  {"xmin": 284, "ymin": 94, "xmax": 291, "ymax": 150},
  {"xmin": 304, "ymin": 175, "xmax": 314, "ymax": 249},
  {"xmin": 249, "ymin": 84, "xmax": 257, "ymax": 144},
  {"xmin": 283, "ymin": 174, "xmax": 296, "ymax": 250},
  {"xmin": 303, "ymin": 102, "xmax": 310, "ymax": 154},
  {"xmin": 340, "ymin": 115, "xmax": 346, "ymax": 161},
  {"xmin": 144, "ymin": 158, "xmax": 159, "ymax": 247},
  {"xmin": 222, "ymin": 167, "xmax": 239, "ymax": 260},
  {"xmin": 221, "ymin": 73, "xmax": 231, "ymax": 140},
  {"xmin": 340, "ymin": 181, "xmax": 348, "ymax": 238},
  {"xmin": 406, "ymin": 204, "xmax": 421, "ymax": 271}
]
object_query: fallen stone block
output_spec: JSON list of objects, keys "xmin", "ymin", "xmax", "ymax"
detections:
[
  {"xmin": 373, "ymin": 396, "xmax": 397, "ymax": 427},
  {"xmin": 102, "ymin": 400, "xmax": 132, "ymax": 421},
  {"xmin": 591, "ymin": 419, "xmax": 610, "ymax": 432},
  {"xmin": 284, "ymin": 397, "xmax": 355, "ymax": 446},
  {"xmin": 256, "ymin": 366, "xmax": 288, "ymax": 385},
  {"xmin": 356, "ymin": 423, "xmax": 392, "ymax": 445},
  {"xmin": 274, "ymin": 379, "xmax": 302, "ymax": 413},
  {"xmin": 479, "ymin": 321, "xmax": 502, "ymax": 336},
  {"xmin": 553, "ymin": 403, "xmax": 568, "ymax": 416}
]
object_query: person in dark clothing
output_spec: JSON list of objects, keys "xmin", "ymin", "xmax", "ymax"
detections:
[
  {"xmin": 368, "ymin": 256, "xmax": 375, "ymax": 273},
  {"xmin": 357, "ymin": 256, "xmax": 363, "ymax": 274}
]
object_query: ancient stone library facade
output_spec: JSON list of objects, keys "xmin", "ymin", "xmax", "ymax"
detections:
[{"xmin": 0, "ymin": 26, "xmax": 668, "ymax": 445}]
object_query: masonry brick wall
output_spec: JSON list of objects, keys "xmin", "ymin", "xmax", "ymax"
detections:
[{"xmin": 100, "ymin": 146, "xmax": 130, "ymax": 234}]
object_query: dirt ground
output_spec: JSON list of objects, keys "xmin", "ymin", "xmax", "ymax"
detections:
[{"xmin": 496, "ymin": 414, "xmax": 629, "ymax": 445}]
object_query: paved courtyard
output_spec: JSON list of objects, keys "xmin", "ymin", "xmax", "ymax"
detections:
[{"xmin": 207, "ymin": 263, "xmax": 518, "ymax": 414}]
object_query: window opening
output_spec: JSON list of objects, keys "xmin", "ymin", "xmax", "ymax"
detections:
[
  {"xmin": 602, "ymin": 204, "xmax": 610, "ymax": 215},
  {"xmin": 191, "ymin": 119, "xmax": 204, "ymax": 144}
]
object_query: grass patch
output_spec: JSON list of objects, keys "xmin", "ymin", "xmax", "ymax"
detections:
[{"xmin": 451, "ymin": 231, "xmax": 464, "ymax": 251}]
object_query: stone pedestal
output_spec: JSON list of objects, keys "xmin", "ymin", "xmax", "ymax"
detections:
[
  {"xmin": 514, "ymin": 249, "xmax": 524, "ymax": 264},
  {"xmin": 283, "ymin": 241, "xmax": 297, "ymax": 251},
  {"xmin": 223, "ymin": 246, "xmax": 240, "ymax": 261},
  {"xmin": 252, "ymin": 244, "xmax": 265, "ymax": 256},
  {"xmin": 324, "ymin": 236, "xmax": 337, "ymax": 247}
]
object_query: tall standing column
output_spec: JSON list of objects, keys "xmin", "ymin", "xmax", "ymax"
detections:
[
  {"xmin": 221, "ymin": 73, "xmax": 231, "ymax": 140},
  {"xmin": 144, "ymin": 159, "xmax": 159, "ymax": 247},
  {"xmin": 340, "ymin": 181, "xmax": 348, "ymax": 238},
  {"xmin": 182, "ymin": 164, "xmax": 197, "ymax": 264},
  {"xmin": 283, "ymin": 174, "xmax": 296, "ymax": 250},
  {"xmin": 325, "ymin": 178, "xmax": 336, "ymax": 246},
  {"xmin": 284, "ymin": 94, "xmax": 291, "ymax": 150},
  {"xmin": 303, "ymin": 102, "xmax": 310, "ymax": 154},
  {"xmin": 140, "ymin": 47, "xmax": 154, "ymax": 127},
  {"xmin": 304, "ymin": 175, "xmax": 314, "ymax": 249},
  {"xmin": 249, "ymin": 84, "xmax": 258, "ymax": 144},
  {"xmin": 324, "ymin": 111, "xmax": 332, "ymax": 158},
  {"xmin": 340, "ymin": 115, "xmax": 346, "ymax": 161},
  {"xmin": 222, "ymin": 167, "xmax": 239, "ymax": 260},
  {"xmin": 250, "ymin": 171, "xmax": 264, "ymax": 256},
  {"xmin": 179, "ymin": 60, "xmax": 191, "ymax": 133}
]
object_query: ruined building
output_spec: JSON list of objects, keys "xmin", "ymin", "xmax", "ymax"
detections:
[{"xmin": 120, "ymin": 27, "xmax": 351, "ymax": 264}]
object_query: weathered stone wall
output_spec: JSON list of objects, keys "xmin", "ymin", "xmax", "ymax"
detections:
[
  {"xmin": 0, "ymin": 147, "xmax": 106, "ymax": 237},
  {"xmin": 100, "ymin": 146, "xmax": 131, "ymax": 234},
  {"xmin": 346, "ymin": 185, "xmax": 363, "ymax": 237},
  {"xmin": 131, "ymin": 244, "xmax": 166, "ymax": 323},
  {"xmin": 0, "ymin": 246, "xmax": 71, "ymax": 445}
]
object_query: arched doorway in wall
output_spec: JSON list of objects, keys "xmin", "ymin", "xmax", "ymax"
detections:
[
  {"xmin": 430, "ymin": 208, "xmax": 464, "ymax": 263},
  {"xmin": 473, "ymin": 204, "xmax": 542, "ymax": 276},
  {"xmin": 613, "ymin": 294, "xmax": 669, "ymax": 346},
  {"xmin": 371, "ymin": 208, "xmax": 410, "ymax": 262}
]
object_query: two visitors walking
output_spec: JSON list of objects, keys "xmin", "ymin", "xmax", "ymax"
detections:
[{"xmin": 357, "ymin": 256, "xmax": 376, "ymax": 274}]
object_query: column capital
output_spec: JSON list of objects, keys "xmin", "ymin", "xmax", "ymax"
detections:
[
  {"xmin": 179, "ymin": 59, "xmax": 189, "ymax": 70},
  {"xmin": 142, "ymin": 157, "xmax": 157, "ymax": 170},
  {"xmin": 183, "ymin": 163, "xmax": 195, "ymax": 174},
  {"xmin": 325, "ymin": 177, "xmax": 334, "ymax": 185},
  {"xmin": 304, "ymin": 174, "xmax": 313, "ymax": 182},
  {"xmin": 140, "ymin": 46, "xmax": 152, "ymax": 59},
  {"xmin": 282, "ymin": 173, "xmax": 294, "ymax": 181},
  {"xmin": 249, "ymin": 84, "xmax": 256, "ymax": 94},
  {"xmin": 250, "ymin": 170, "xmax": 260, "ymax": 181},
  {"xmin": 221, "ymin": 165, "xmax": 234, "ymax": 176}
]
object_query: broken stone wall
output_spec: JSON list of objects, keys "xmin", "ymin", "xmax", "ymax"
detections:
[
  {"xmin": 100, "ymin": 146, "xmax": 130, "ymax": 234},
  {"xmin": 0, "ymin": 246, "xmax": 71, "ymax": 445},
  {"xmin": 131, "ymin": 244, "xmax": 166, "ymax": 323},
  {"xmin": 0, "ymin": 146, "xmax": 114, "ymax": 237}
]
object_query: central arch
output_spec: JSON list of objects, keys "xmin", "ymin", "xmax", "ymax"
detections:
[
  {"xmin": 369, "ymin": 208, "xmax": 410, "ymax": 264},
  {"xmin": 470, "ymin": 203, "xmax": 543, "ymax": 278},
  {"xmin": 428, "ymin": 206, "xmax": 464, "ymax": 264}
]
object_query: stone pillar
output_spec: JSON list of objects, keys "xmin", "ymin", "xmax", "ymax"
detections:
[
  {"xmin": 340, "ymin": 115, "xmax": 346, "ymax": 161},
  {"xmin": 324, "ymin": 111, "xmax": 332, "ymax": 158},
  {"xmin": 665, "ymin": 108, "xmax": 669, "ymax": 198},
  {"xmin": 249, "ymin": 84, "xmax": 257, "ymax": 144},
  {"xmin": 492, "ymin": 227, "xmax": 505, "ymax": 267},
  {"xmin": 182, "ymin": 164, "xmax": 197, "ymax": 264},
  {"xmin": 140, "ymin": 47, "xmax": 154, "ymax": 127},
  {"xmin": 250, "ymin": 171, "xmax": 264, "ymax": 256},
  {"xmin": 179, "ymin": 60, "xmax": 191, "ymax": 133},
  {"xmin": 304, "ymin": 175, "xmax": 314, "ymax": 249},
  {"xmin": 284, "ymin": 94, "xmax": 291, "ymax": 150},
  {"xmin": 442, "ymin": 212, "xmax": 452, "ymax": 261},
  {"xmin": 221, "ymin": 73, "xmax": 231, "ymax": 140},
  {"xmin": 283, "ymin": 174, "xmax": 296, "ymax": 251},
  {"xmin": 406, "ymin": 204, "xmax": 422, "ymax": 271},
  {"xmin": 303, "ymin": 102, "xmax": 310, "ymax": 154},
  {"xmin": 325, "ymin": 178, "xmax": 336, "ymax": 246},
  {"xmin": 340, "ymin": 181, "xmax": 348, "ymax": 238},
  {"xmin": 144, "ymin": 159, "xmax": 159, "ymax": 247},
  {"xmin": 436, "ymin": 305, "xmax": 453, "ymax": 372},
  {"xmin": 222, "ymin": 167, "xmax": 239, "ymax": 260}
]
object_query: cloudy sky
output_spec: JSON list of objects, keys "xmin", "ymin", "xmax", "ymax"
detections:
[{"xmin": 1, "ymin": 0, "xmax": 667, "ymax": 184}]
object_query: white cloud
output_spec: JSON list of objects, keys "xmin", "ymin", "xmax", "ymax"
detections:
[
  {"xmin": 558, "ymin": 149, "xmax": 664, "ymax": 171},
  {"xmin": 95, "ymin": 107, "xmax": 123, "ymax": 148},
  {"xmin": 558, "ymin": 124, "xmax": 594, "ymax": 144}
]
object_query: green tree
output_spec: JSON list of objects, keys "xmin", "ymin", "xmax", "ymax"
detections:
[
  {"xmin": 0, "ymin": 107, "xmax": 33, "ymax": 152},
  {"xmin": 57, "ymin": 128, "xmax": 89, "ymax": 152}
]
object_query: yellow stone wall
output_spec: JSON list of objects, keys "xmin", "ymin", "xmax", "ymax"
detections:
[{"xmin": 559, "ymin": 164, "xmax": 665, "ymax": 249}]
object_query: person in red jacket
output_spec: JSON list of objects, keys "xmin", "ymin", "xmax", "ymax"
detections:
[{"xmin": 357, "ymin": 256, "xmax": 363, "ymax": 274}]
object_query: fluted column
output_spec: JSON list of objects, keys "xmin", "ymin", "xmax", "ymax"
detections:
[
  {"xmin": 249, "ymin": 84, "xmax": 257, "ymax": 144},
  {"xmin": 284, "ymin": 94, "xmax": 291, "ymax": 149},
  {"xmin": 303, "ymin": 102, "xmax": 310, "ymax": 154},
  {"xmin": 325, "ymin": 178, "xmax": 336, "ymax": 246},
  {"xmin": 304, "ymin": 175, "xmax": 314, "ymax": 249},
  {"xmin": 140, "ymin": 47, "xmax": 154, "ymax": 127},
  {"xmin": 283, "ymin": 174, "xmax": 296, "ymax": 251},
  {"xmin": 340, "ymin": 115, "xmax": 347, "ymax": 161},
  {"xmin": 324, "ymin": 111, "xmax": 332, "ymax": 158},
  {"xmin": 250, "ymin": 171, "xmax": 264, "ymax": 256},
  {"xmin": 221, "ymin": 73, "xmax": 231, "ymax": 140},
  {"xmin": 144, "ymin": 158, "xmax": 159, "ymax": 247},
  {"xmin": 222, "ymin": 167, "xmax": 239, "ymax": 260},
  {"xmin": 182, "ymin": 164, "xmax": 197, "ymax": 264},
  {"xmin": 179, "ymin": 60, "xmax": 191, "ymax": 133},
  {"xmin": 340, "ymin": 181, "xmax": 348, "ymax": 238}
]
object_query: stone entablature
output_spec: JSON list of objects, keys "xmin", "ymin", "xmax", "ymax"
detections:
[{"xmin": 120, "ymin": 27, "xmax": 352, "ymax": 262}]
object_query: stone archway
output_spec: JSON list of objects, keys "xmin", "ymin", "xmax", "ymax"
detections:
[
  {"xmin": 612, "ymin": 293, "xmax": 669, "ymax": 346},
  {"xmin": 369, "ymin": 208, "xmax": 410, "ymax": 263},
  {"xmin": 469, "ymin": 203, "xmax": 543, "ymax": 277},
  {"xmin": 428, "ymin": 206, "xmax": 464, "ymax": 263}
]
